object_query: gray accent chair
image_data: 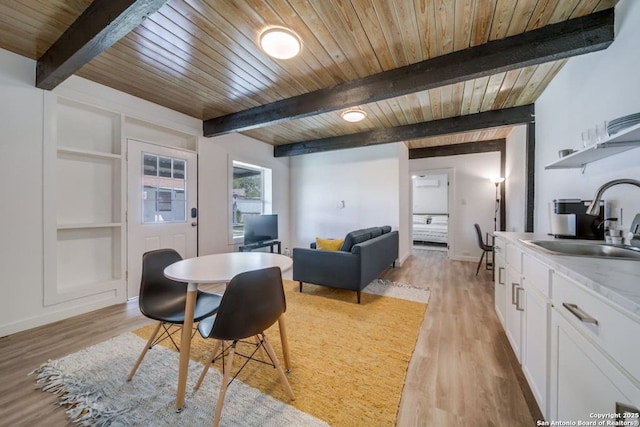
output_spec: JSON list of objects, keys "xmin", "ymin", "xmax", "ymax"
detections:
[{"xmin": 293, "ymin": 226, "xmax": 399, "ymax": 303}]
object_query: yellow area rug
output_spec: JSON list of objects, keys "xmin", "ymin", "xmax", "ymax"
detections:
[{"xmin": 133, "ymin": 280, "xmax": 428, "ymax": 426}]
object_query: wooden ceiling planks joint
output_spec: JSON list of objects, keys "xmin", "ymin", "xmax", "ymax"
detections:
[
  {"xmin": 36, "ymin": 0, "xmax": 169, "ymax": 90},
  {"xmin": 203, "ymin": 7, "xmax": 614, "ymax": 138}
]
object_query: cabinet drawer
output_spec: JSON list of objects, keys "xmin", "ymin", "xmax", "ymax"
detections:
[
  {"xmin": 522, "ymin": 254, "xmax": 551, "ymax": 298},
  {"xmin": 506, "ymin": 243, "xmax": 522, "ymax": 273},
  {"xmin": 552, "ymin": 272, "xmax": 640, "ymax": 383}
]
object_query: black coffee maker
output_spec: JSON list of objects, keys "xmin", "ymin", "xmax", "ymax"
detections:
[{"xmin": 549, "ymin": 199, "xmax": 605, "ymax": 240}]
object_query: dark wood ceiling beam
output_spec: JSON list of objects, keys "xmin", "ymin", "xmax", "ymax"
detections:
[
  {"xmin": 204, "ymin": 8, "xmax": 613, "ymax": 137},
  {"xmin": 408, "ymin": 139, "xmax": 506, "ymax": 159},
  {"xmin": 274, "ymin": 104, "xmax": 534, "ymax": 157},
  {"xmin": 36, "ymin": 0, "xmax": 168, "ymax": 90}
]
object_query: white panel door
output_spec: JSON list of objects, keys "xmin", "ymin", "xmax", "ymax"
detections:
[{"xmin": 127, "ymin": 139, "xmax": 198, "ymax": 299}]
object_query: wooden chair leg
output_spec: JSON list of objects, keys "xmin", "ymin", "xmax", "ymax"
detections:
[
  {"xmin": 475, "ymin": 251, "xmax": 485, "ymax": 276},
  {"xmin": 212, "ymin": 343, "xmax": 236, "ymax": 427},
  {"xmin": 277, "ymin": 314, "xmax": 291, "ymax": 372},
  {"xmin": 261, "ymin": 334, "xmax": 295, "ymax": 400},
  {"xmin": 194, "ymin": 339, "xmax": 223, "ymax": 391},
  {"xmin": 127, "ymin": 322, "xmax": 162, "ymax": 381}
]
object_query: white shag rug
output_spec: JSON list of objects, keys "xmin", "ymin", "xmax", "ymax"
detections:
[
  {"xmin": 362, "ymin": 279, "xmax": 430, "ymax": 303},
  {"xmin": 31, "ymin": 333, "xmax": 329, "ymax": 427}
]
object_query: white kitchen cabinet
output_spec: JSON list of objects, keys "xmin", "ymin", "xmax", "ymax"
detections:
[
  {"xmin": 550, "ymin": 271, "xmax": 640, "ymax": 418},
  {"xmin": 493, "ymin": 234, "xmax": 640, "ymax": 423},
  {"xmin": 521, "ymin": 277, "xmax": 550, "ymax": 417},
  {"xmin": 550, "ymin": 306, "xmax": 640, "ymax": 420},
  {"xmin": 493, "ymin": 237, "xmax": 506, "ymax": 327},
  {"xmin": 497, "ymin": 240, "xmax": 552, "ymax": 416},
  {"xmin": 521, "ymin": 255, "xmax": 552, "ymax": 417},
  {"xmin": 504, "ymin": 263, "xmax": 523, "ymax": 362}
]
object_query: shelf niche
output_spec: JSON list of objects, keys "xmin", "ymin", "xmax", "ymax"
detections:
[{"xmin": 44, "ymin": 96, "xmax": 125, "ymax": 306}]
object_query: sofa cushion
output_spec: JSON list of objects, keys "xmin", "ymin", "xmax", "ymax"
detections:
[
  {"xmin": 381, "ymin": 225, "xmax": 392, "ymax": 234},
  {"xmin": 369, "ymin": 227, "xmax": 383, "ymax": 238},
  {"xmin": 315, "ymin": 237, "xmax": 344, "ymax": 251},
  {"xmin": 340, "ymin": 229, "xmax": 372, "ymax": 252}
]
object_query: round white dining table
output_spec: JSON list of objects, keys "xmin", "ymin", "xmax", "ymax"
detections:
[
  {"xmin": 164, "ymin": 252, "xmax": 292, "ymax": 285},
  {"xmin": 164, "ymin": 252, "xmax": 293, "ymax": 412}
]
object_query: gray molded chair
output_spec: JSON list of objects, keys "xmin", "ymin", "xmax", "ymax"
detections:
[
  {"xmin": 474, "ymin": 224, "xmax": 494, "ymax": 276},
  {"xmin": 194, "ymin": 266, "xmax": 294, "ymax": 427},
  {"xmin": 127, "ymin": 248, "xmax": 222, "ymax": 381}
]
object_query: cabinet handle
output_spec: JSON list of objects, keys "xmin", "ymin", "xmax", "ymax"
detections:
[
  {"xmin": 498, "ymin": 267, "xmax": 505, "ymax": 285},
  {"xmin": 511, "ymin": 283, "xmax": 519, "ymax": 305},
  {"xmin": 516, "ymin": 287, "xmax": 524, "ymax": 311},
  {"xmin": 562, "ymin": 303, "xmax": 598, "ymax": 325}
]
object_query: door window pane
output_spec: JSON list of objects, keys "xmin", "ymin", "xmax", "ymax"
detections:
[
  {"xmin": 143, "ymin": 154, "xmax": 157, "ymax": 176},
  {"xmin": 158, "ymin": 157, "xmax": 172, "ymax": 178},
  {"xmin": 173, "ymin": 159, "xmax": 185, "ymax": 179},
  {"xmin": 142, "ymin": 153, "xmax": 187, "ymax": 223}
]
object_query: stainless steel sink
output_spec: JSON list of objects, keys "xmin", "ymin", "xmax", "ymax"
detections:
[{"xmin": 521, "ymin": 240, "xmax": 640, "ymax": 260}]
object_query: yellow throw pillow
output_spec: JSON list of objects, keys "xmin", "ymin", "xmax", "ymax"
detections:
[{"xmin": 316, "ymin": 237, "xmax": 344, "ymax": 251}]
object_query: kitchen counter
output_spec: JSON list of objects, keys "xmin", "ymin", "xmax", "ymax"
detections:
[{"xmin": 494, "ymin": 232, "xmax": 640, "ymax": 319}]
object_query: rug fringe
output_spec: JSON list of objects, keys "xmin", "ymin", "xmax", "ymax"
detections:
[
  {"xmin": 31, "ymin": 360, "xmax": 130, "ymax": 426},
  {"xmin": 369, "ymin": 279, "xmax": 429, "ymax": 291}
]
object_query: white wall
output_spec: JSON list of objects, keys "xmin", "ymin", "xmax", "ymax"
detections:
[
  {"xmin": 290, "ymin": 143, "xmax": 408, "ymax": 261},
  {"xmin": 1, "ymin": 48, "xmax": 215, "ymax": 336},
  {"xmin": 506, "ymin": 125, "xmax": 527, "ymax": 232},
  {"xmin": 397, "ymin": 143, "xmax": 411, "ymax": 263},
  {"xmin": 0, "ymin": 48, "xmax": 288, "ymax": 336},
  {"xmin": 535, "ymin": 0, "xmax": 640, "ymax": 235},
  {"xmin": 0, "ymin": 49, "xmax": 46, "ymax": 335},
  {"xmin": 410, "ymin": 152, "xmax": 501, "ymax": 261},
  {"xmin": 198, "ymin": 133, "xmax": 290, "ymax": 255},
  {"xmin": 412, "ymin": 173, "xmax": 448, "ymax": 214}
]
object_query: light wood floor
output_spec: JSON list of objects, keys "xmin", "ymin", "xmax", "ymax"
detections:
[{"xmin": 0, "ymin": 248, "xmax": 541, "ymax": 426}]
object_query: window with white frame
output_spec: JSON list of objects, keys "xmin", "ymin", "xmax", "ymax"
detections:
[
  {"xmin": 231, "ymin": 161, "xmax": 272, "ymax": 241},
  {"xmin": 142, "ymin": 153, "xmax": 186, "ymax": 223}
]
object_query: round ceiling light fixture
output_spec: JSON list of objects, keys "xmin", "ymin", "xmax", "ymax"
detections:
[
  {"xmin": 340, "ymin": 108, "xmax": 367, "ymax": 122},
  {"xmin": 259, "ymin": 27, "xmax": 302, "ymax": 59}
]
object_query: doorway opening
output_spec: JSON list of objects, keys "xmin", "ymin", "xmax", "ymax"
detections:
[{"xmin": 411, "ymin": 170, "xmax": 451, "ymax": 253}]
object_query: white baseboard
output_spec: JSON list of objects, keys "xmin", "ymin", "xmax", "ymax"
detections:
[{"xmin": 0, "ymin": 295, "xmax": 124, "ymax": 338}]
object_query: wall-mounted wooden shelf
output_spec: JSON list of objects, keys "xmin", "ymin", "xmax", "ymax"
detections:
[{"xmin": 545, "ymin": 122, "xmax": 640, "ymax": 170}]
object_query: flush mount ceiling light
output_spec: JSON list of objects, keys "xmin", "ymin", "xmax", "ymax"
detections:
[
  {"xmin": 341, "ymin": 108, "xmax": 367, "ymax": 122},
  {"xmin": 259, "ymin": 27, "xmax": 301, "ymax": 59}
]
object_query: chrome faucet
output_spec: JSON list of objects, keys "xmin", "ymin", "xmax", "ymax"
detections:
[{"xmin": 586, "ymin": 179, "xmax": 640, "ymax": 215}]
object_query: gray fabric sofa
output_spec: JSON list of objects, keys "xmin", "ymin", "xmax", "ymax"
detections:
[{"xmin": 292, "ymin": 226, "xmax": 399, "ymax": 303}]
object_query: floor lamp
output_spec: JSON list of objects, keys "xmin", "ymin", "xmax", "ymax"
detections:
[{"xmin": 490, "ymin": 177, "xmax": 505, "ymax": 231}]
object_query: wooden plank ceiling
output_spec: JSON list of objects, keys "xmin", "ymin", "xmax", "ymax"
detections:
[{"xmin": 0, "ymin": 0, "xmax": 617, "ymax": 153}]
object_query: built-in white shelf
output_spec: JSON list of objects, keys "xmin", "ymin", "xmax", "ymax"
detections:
[
  {"xmin": 49, "ymin": 279, "xmax": 122, "ymax": 305},
  {"xmin": 57, "ymin": 146, "xmax": 122, "ymax": 160},
  {"xmin": 57, "ymin": 222, "xmax": 122, "ymax": 230},
  {"xmin": 545, "ymin": 122, "xmax": 640, "ymax": 170},
  {"xmin": 44, "ymin": 94, "xmax": 125, "ymax": 307}
]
